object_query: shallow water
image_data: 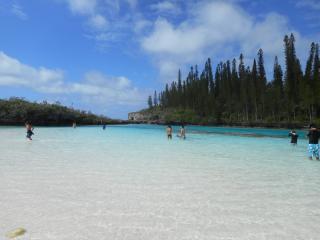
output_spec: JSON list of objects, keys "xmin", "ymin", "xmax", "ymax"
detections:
[{"xmin": 0, "ymin": 125, "xmax": 319, "ymax": 240}]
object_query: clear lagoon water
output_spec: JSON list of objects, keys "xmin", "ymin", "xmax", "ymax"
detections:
[{"xmin": 0, "ymin": 124, "xmax": 319, "ymax": 240}]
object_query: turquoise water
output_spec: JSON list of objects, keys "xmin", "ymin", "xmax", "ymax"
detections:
[{"xmin": 0, "ymin": 125, "xmax": 319, "ymax": 240}]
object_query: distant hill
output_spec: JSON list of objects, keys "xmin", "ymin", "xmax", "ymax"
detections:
[{"xmin": 0, "ymin": 97, "xmax": 126, "ymax": 126}]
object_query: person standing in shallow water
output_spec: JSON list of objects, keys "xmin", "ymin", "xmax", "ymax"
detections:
[
  {"xmin": 307, "ymin": 124, "xmax": 320, "ymax": 160},
  {"xmin": 179, "ymin": 125, "xmax": 186, "ymax": 139},
  {"xmin": 288, "ymin": 130, "xmax": 298, "ymax": 145},
  {"xmin": 166, "ymin": 125, "xmax": 172, "ymax": 140},
  {"xmin": 25, "ymin": 122, "xmax": 34, "ymax": 140}
]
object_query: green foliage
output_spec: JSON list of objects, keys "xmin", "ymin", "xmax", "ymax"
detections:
[
  {"xmin": 0, "ymin": 98, "xmax": 114, "ymax": 126},
  {"xmin": 149, "ymin": 33, "xmax": 320, "ymax": 126},
  {"xmin": 147, "ymin": 95, "xmax": 153, "ymax": 109}
]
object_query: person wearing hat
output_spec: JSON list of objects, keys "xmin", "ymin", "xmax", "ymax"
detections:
[{"xmin": 307, "ymin": 124, "xmax": 320, "ymax": 160}]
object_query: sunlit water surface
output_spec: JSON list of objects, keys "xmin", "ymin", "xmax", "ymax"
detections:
[{"xmin": 0, "ymin": 125, "xmax": 319, "ymax": 240}]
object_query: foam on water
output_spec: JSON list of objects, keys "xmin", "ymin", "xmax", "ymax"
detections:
[{"xmin": 0, "ymin": 125, "xmax": 320, "ymax": 240}]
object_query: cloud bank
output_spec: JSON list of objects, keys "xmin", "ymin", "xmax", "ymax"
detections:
[
  {"xmin": 141, "ymin": 1, "xmax": 311, "ymax": 81},
  {"xmin": 54, "ymin": 0, "xmax": 314, "ymax": 81},
  {"xmin": 0, "ymin": 52, "xmax": 145, "ymax": 106}
]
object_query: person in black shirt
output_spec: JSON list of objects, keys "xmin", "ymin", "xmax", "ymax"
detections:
[
  {"xmin": 288, "ymin": 130, "xmax": 298, "ymax": 145},
  {"xmin": 25, "ymin": 122, "xmax": 34, "ymax": 140},
  {"xmin": 307, "ymin": 124, "xmax": 320, "ymax": 160}
]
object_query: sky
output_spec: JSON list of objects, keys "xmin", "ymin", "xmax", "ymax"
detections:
[{"xmin": 0, "ymin": 0, "xmax": 319, "ymax": 119}]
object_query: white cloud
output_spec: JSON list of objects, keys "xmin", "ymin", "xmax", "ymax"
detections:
[
  {"xmin": 142, "ymin": 1, "xmax": 313, "ymax": 81},
  {"xmin": 88, "ymin": 14, "xmax": 108, "ymax": 30},
  {"xmin": 66, "ymin": 0, "xmax": 97, "ymax": 15},
  {"xmin": 62, "ymin": 0, "xmax": 113, "ymax": 39},
  {"xmin": 0, "ymin": 51, "xmax": 146, "ymax": 106},
  {"xmin": 126, "ymin": 0, "xmax": 138, "ymax": 9},
  {"xmin": 0, "ymin": 52, "xmax": 64, "ymax": 92},
  {"xmin": 133, "ymin": 18, "xmax": 152, "ymax": 33},
  {"xmin": 11, "ymin": 3, "xmax": 28, "ymax": 20},
  {"xmin": 296, "ymin": 0, "xmax": 320, "ymax": 10},
  {"xmin": 83, "ymin": 71, "xmax": 131, "ymax": 91},
  {"xmin": 59, "ymin": 0, "xmax": 139, "ymax": 45},
  {"xmin": 150, "ymin": 1, "xmax": 180, "ymax": 14},
  {"xmin": 71, "ymin": 71, "xmax": 144, "ymax": 105}
]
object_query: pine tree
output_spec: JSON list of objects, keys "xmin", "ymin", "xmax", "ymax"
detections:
[
  {"xmin": 153, "ymin": 90, "xmax": 158, "ymax": 107},
  {"xmin": 313, "ymin": 43, "xmax": 320, "ymax": 116},
  {"xmin": 250, "ymin": 59, "xmax": 258, "ymax": 120},
  {"xmin": 148, "ymin": 95, "xmax": 153, "ymax": 109},
  {"xmin": 239, "ymin": 54, "xmax": 248, "ymax": 121},
  {"xmin": 177, "ymin": 69, "xmax": 182, "ymax": 107},
  {"xmin": 303, "ymin": 43, "xmax": 315, "ymax": 120},
  {"xmin": 257, "ymin": 49, "xmax": 267, "ymax": 119},
  {"xmin": 271, "ymin": 56, "xmax": 284, "ymax": 120},
  {"xmin": 231, "ymin": 58, "xmax": 239, "ymax": 119},
  {"xmin": 149, "ymin": 33, "xmax": 318, "ymax": 125},
  {"xmin": 164, "ymin": 84, "xmax": 169, "ymax": 107},
  {"xmin": 284, "ymin": 34, "xmax": 302, "ymax": 120},
  {"xmin": 206, "ymin": 58, "xmax": 215, "ymax": 115}
]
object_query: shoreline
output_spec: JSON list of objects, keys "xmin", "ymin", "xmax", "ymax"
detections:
[
  {"xmin": 0, "ymin": 121, "xmax": 130, "ymax": 127},
  {"xmin": 128, "ymin": 108, "xmax": 311, "ymax": 130},
  {"xmin": 0, "ymin": 121, "xmax": 310, "ymax": 130},
  {"xmin": 127, "ymin": 121, "xmax": 309, "ymax": 130}
]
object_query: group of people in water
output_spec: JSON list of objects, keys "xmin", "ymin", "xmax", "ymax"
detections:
[
  {"xmin": 166, "ymin": 125, "xmax": 186, "ymax": 140},
  {"xmin": 25, "ymin": 121, "xmax": 320, "ymax": 159},
  {"xmin": 288, "ymin": 124, "xmax": 320, "ymax": 160}
]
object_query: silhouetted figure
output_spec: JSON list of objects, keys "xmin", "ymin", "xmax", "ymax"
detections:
[{"xmin": 288, "ymin": 130, "xmax": 298, "ymax": 145}]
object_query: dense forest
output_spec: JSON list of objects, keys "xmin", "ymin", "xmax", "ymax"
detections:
[
  {"xmin": 0, "ymin": 98, "xmax": 121, "ymax": 126},
  {"xmin": 147, "ymin": 34, "xmax": 320, "ymax": 126}
]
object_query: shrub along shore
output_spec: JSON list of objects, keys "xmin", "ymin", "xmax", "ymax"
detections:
[
  {"xmin": 128, "ymin": 107, "xmax": 310, "ymax": 129},
  {"xmin": 0, "ymin": 98, "xmax": 127, "ymax": 126}
]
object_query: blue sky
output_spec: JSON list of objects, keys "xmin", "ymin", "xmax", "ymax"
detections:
[{"xmin": 0, "ymin": 0, "xmax": 319, "ymax": 119}]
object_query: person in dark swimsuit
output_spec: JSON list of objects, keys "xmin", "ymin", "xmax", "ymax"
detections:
[
  {"xmin": 103, "ymin": 124, "xmax": 106, "ymax": 130},
  {"xmin": 288, "ymin": 130, "xmax": 298, "ymax": 145}
]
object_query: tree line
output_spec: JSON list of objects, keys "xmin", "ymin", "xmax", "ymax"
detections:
[
  {"xmin": 147, "ymin": 34, "xmax": 320, "ymax": 125},
  {"xmin": 0, "ymin": 97, "xmax": 121, "ymax": 126}
]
